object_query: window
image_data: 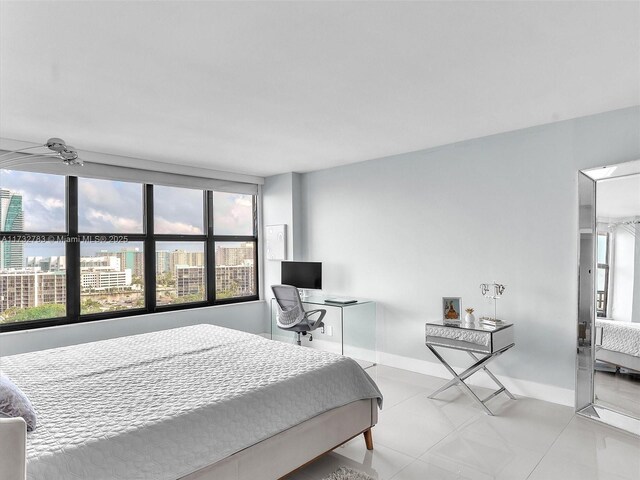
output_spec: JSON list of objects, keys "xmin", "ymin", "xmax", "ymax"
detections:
[
  {"xmin": 80, "ymin": 242, "xmax": 145, "ymax": 314},
  {"xmin": 213, "ymin": 192, "xmax": 257, "ymax": 301},
  {"xmin": 156, "ymin": 242, "xmax": 205, "ymax": 306},
  {"xmin": 78, "ymin": 178, "xmax": 143, "ymax": 233},
  {"xmin": 154, "ymin": 185, "xmax": 204, "ymax": 234},
  {"xmin": 0, "ymin": 171, "xmax": 259, "ymax": 331},
  {"xmin": 1, "ymin": 170, "xmax": 67, "ymax": 325},
  {"xmin": 596, "ymin": 232, "xmax": 610, "ymax": 317},
  {"xmin": 213, "ymin": 192, "xmax": 254, "ymax": 236},
  {"xmin": 0, "ymin": 241, "xmax": 66, "ymax": 324},
  {"xmin": 215, "ymin": 242, "xmax": 256, "ymax": 299}
]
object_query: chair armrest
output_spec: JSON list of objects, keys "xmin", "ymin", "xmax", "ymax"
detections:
[
  {"xmin": 0, "ymin": 417, "xmax": 27, "ymax": 480},
  {"xmin": 305, "ymin": 309, "xmax": 327, "ymax": 326}
]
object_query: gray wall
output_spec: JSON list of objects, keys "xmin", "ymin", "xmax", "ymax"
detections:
[
  {"xmin": 298, "ymin": 106, "xmax": 640, "ymax": 402},
  {"xmin": 261, "ymin": 172, "xmax": 304, "ymax": 333},
  {"xmin": 0, "ymin": 301, "xmax": 264, "ymax": 356}
]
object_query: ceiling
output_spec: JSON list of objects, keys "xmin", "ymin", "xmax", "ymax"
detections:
[
  {"xmin": 1, "ymin": 1, "xmax": 639, "ymax": 178},
  {"xmin": 597, "ymin": 174, "xmax": 640, "ymax": 219}
]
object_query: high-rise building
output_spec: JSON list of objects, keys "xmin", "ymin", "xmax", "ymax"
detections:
[
  {"xmin": 215, "ymin": 264, "xmax": 255, "ymax": 297},
  {"xmin": 118, "ymin": 249, "xmax": 144, "ymax": 278},
  {"xmin": 215, "ymin": 242, "xmax": 254, "ymax": 266},
  {"xmin": 175, "ymin": 265, "xmax": 205, "ymax": 296},
  {"xmin": 26, "ymin": 256, "xmax": 66, "ymax": 272},
  {"xmin": 170, "ymin": 250, "xmax": 204, "ymax": 272},
  {"xmin": 156, "ymin": 250, "xmax": 171, "ymax": 275},
  {"xmin": 80, "ymin": 256, "xmax": 121, "ymax": 270},
  {"xmin": 0, "ymin": 269, "xmax": 66, "ymax": 312},
  {"xmin": 0, "ymin": 188, "xmax": 25, "ymax": 269}
]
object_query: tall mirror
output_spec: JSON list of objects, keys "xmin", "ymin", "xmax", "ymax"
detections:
[{"xmin": 577, "ymin": 159, "xmax": 640, "ymax": 435}]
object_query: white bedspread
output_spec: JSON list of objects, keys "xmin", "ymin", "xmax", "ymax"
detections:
[
  {"xmin": 0, "ymin": 324, "xmax": 382, "ymax": 480},
  {"xmin": 596, "ymin": 319, "xmax": 640, "ymax": 357}
]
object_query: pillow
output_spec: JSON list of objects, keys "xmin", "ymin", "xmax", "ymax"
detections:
[{"xmin": 0, "ymin": 374, "xmax": 37, "ymax": 431}]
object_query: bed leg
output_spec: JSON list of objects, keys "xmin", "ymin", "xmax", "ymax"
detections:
[{"xmin": 363, "ymin": 429, "xmax": 373, "ymax": 450}]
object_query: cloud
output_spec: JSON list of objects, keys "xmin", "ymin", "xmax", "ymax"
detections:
[
  {"xmin": 213, "ymin": 192, "xmax": 253, "ymax": 235},
  {"xmin": 1, "ymin": 170, "xmax": 66, "ymax": 231},
  {"xmin": 85, "ymin": 208, "xmax": 143, "ymax": 233},
  {"xmin": 155, "ymin": 217, "xmax": 203, "ymax": 235},
  {"xmin": 2, "ymin": 171, "xmax": 253, "ymax": 237},
  {"xmin": 78, "ymin": 178, "xmax": 143, "ymax": 232}
]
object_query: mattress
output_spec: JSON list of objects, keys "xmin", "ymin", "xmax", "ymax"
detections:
[
  {"xmin": 596, "ymin": 319, "xmax": 640, "ymax": 357},
  {"xmin": 0, "ymin": 324, "xmax": 382, "ymax": 480}
]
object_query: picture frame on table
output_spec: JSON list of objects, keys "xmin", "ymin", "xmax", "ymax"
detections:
[{"xmin": 442, "ymin": 297, "xmax": 462, "ymax": 323}]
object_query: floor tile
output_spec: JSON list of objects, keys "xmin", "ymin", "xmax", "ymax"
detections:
[
  {"xmin": 449, "ymin": 396, "xmax": 574, "ymax": 453},
  {"xmin": 297, "ymin": 441, "xmax": 415, "ymax": 480},
  {"xmin": 389, "ymin": 458, "xmax": 473, "ymax": 480},
  {"xmin": 294, "ymin": 365, "xmax": 640, "ymax": 480},
  {"xmin": 373, "ymin": 375, "xmax": 433, "ymax": 409},
  {"xmin": 419, "ymin": 422, "xmax": 545, "ymax": 480},
  {"xmin": 527, "ymin": 450, "xmax": 631, "ymax": 480},
  {"xmin": 373, "ymin": 401, "xmax": 458, "ymax": 458},
  {"xmin": 540, "ymin": 416, "xmax": 640, "ymax": 479}
]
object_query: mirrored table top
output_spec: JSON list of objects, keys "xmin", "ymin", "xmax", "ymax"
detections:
[{"xmin": 426, "ymin": 319, "xmax": 513, "ymax": 333}]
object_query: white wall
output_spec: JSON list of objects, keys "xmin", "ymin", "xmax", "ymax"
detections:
[
  {"xmin": 297, "ymin": 106, "xmax": 640, "ymax": 405},
  {"xmin": 261, "ymin": 173, "xmax": 303, "ymax": 333},
  {"xmin": 0, "ymin": 301, "xmax": 264, "ymax": 356}
]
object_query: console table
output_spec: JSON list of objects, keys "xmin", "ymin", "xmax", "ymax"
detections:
[
  {"xmin": 271, "ymin": 295, "xmax": 376, "ymax": 368},
  {"xmin": 425, "ymin": 320, "xmax": 515, "ymax": 415}
]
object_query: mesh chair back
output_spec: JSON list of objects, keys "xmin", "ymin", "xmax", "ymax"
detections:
[{"xmin": 272, "ymin": 285, "xmax": 305, "ymax": 328}]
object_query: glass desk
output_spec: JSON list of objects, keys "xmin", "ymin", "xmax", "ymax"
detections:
[
  {"xmin": 271, "ymin": 294, "xmax": 376, "ymax": 368},
  {"xmin": 425, "ymin": 320, "xmax": 516, "ymax": 415}
]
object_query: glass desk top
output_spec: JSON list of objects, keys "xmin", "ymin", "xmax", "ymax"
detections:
[{"xmin": 294, "ymin": 294, "xmax": 373, "ymax": 307}]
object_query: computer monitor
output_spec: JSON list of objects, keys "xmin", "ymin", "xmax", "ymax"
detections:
[{"xmin": 281, "ymin": 261, "xmax": 322, "ymax": 290}]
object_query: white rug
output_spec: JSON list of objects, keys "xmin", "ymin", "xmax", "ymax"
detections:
[{"xmin": 322, "ymin": 467, "xmax": 375, "ymax": 480}]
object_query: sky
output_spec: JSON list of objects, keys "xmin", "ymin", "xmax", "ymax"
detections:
[{"xmin": 0, "ymin": 169, "xmax": 254, "ymax": 257}]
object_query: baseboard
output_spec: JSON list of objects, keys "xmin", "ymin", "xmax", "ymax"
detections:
[{"xmin": 377, "ymin": 352, "xmax": 575, "ymax": 407}]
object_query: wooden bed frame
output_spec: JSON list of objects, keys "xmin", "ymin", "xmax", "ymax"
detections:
[{"xmin": 0, "ymin": 398, "xmax": 378, "ymax": 480}]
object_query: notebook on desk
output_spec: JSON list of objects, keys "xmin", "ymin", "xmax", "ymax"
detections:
[{"xmin": 324, "ymin": 297, "xmax": 358, "ymax": 305}]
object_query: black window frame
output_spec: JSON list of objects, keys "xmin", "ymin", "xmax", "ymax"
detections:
[{"xmin": 0, "ymin": 175, "xmax": 259, "ymax": 332}]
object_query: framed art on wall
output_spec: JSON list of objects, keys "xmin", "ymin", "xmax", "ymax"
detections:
[{"xmin": 266, "ymin": 224, "xmax": 287, "ymax": 260}]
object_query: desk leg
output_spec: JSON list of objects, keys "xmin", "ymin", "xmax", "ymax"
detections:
[{"xmin": 467, "ymin": 351, "xmax": 516, "ymax": 400}]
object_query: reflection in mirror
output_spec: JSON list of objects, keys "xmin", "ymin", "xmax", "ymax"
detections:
[{"xmin": 594, "ymin": 173, "xmax": 640, "ymax": 419}]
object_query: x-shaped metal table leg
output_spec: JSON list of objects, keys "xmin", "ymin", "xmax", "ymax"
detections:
[{"xmin": 426, "ymin": 344, "xmax": 515, "ymax": 415}]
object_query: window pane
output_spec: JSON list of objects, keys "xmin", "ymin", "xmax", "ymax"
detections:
[
  {"xmin": 597, "ymin": 234, "xmax": 608, "ymax": 265},
  {"xmin": 1, "ymin": 169, "xmax": 66, "ymax": 232},
  {"xmin": 156, "ymin": 242, "xmax": 205, "ymax": 305},
  {"xmin": 215, "ymin": 242, "xmax": 255, "ymax": 299},
  {"xmin": 0, "ymin": 241, "xmax": 66, "ymax": 324},
  {"xmin": 213, "ymin": 192, "xmax": 254, "ymax": 236},
  {"xmin": 80, "ymin": 242, "xmax": 145, "ymax": 314},
  {"xmin": 78, "ymin": 178, "xmax": 143, "ymax": 233},
  {"xmin": 155, "ymin": 186, "xmax": 203, "ymax": 234},
  {"xmin": 597, "ymin": 267, "xmax": 607, "ymax": 292}
]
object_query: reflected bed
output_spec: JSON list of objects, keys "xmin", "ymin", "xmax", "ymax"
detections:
[{"xmin": 596, "ymin": 319, "xmax": 640, "ymax": 372}]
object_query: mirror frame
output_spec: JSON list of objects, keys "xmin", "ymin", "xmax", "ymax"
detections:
[{"xmin": 576, "ymin": 159, "xmax": 640, "ymax": 436}]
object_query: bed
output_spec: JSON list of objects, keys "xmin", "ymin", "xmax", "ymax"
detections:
[
  {"xmin": 0, "ymin": 324, "xmax": 382, "ymax": 480},
  {"xmin": 595, "ymin": 319, "xmax": 640, "ymax": 372}
]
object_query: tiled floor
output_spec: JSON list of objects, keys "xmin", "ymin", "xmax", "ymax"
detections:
[
  {"xmin": 287, "ymin": 365, "xmax": 640, "ymax": 480},
  {"xmin": 595, "ymin": 369, "xmax": 640, "ymax": 419}
]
